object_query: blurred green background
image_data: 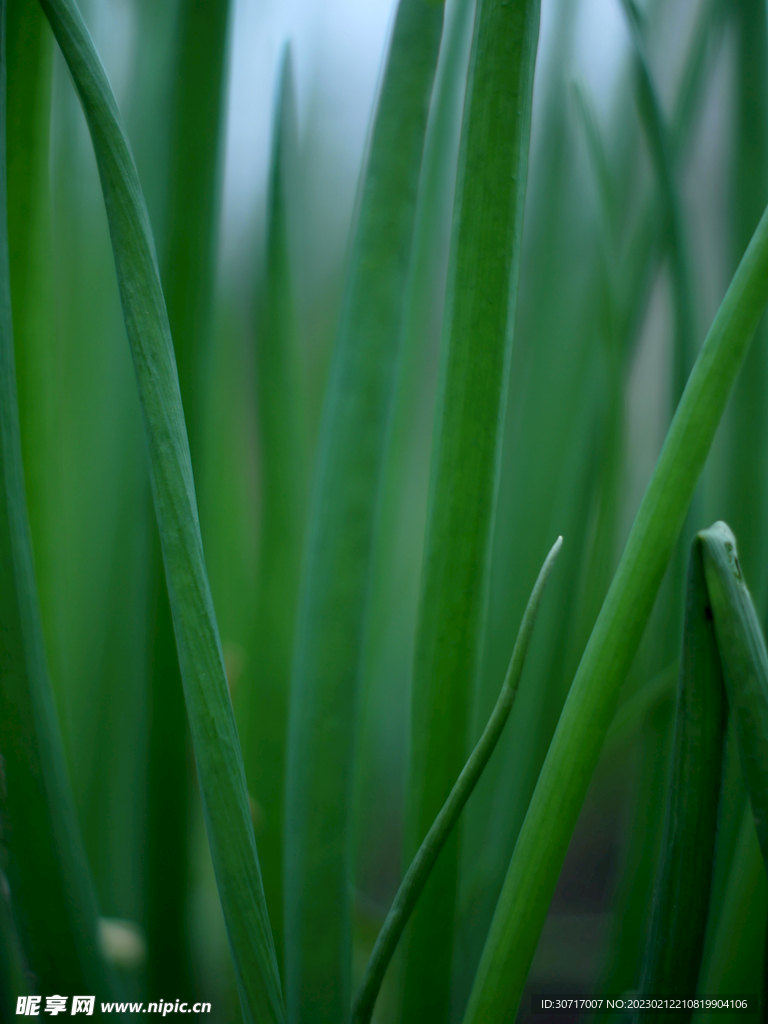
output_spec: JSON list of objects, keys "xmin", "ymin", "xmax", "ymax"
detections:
[{"xmin": 8, "ymin": 0, "xmax": 768, "ymax": 1018}]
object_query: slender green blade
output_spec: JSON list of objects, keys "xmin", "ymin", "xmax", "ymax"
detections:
[
  {"xmin": 724, "ymin": 0, "xmax": 768, "ymax": 617},
  {"xmin": 146, "ymin": 0, "xmax": 231, "ymax": 1000},
  {"xmin": 639, "ymin": 538, "xmax": 726, "ymax": 1017},
  {"xmin": 701, "ymin": 522, "xmax": 768, "ymax": 863},
  {"xmin": 622, "ymin": 0, "xmax": 696, "ymax": 412},
  {"xmin": 0, "ymin": 859, "xmax": 27, "ymax": 1018},
  {"xmin": 0, "ymin": 0, "xmax": 119, "ymax": 1002},
  {"xmin": 401, "ymin": 2, "xmax": 540, "ymax": 1020},
  {"xmin": 161, "ymin": 0, "xmax": 230, "ymax": 451},
  {"xmin": 36, "ymin": 1, "xmax": 283, "ymax": 1019},
  {"xmin": 696, "ymin": 804, "xmax": 767, "ymax": 1010},
  {"xmin": 282, "ymin": 2, "xmax": 445, "ymax": 1020},
  {"xmin": 351, "ymin": 0, "xmax": 475, "ymax": 962},
  {"xmin": 5, "ymin": 0, "xmax": 54, "ymax": 619},
  {"xmin": 463, "ymin": 192, "xmax": 768, "ymax": 1024},
  {"xmin": 244, "ymin": 46, "xmax": 304, "ymax": 977}
]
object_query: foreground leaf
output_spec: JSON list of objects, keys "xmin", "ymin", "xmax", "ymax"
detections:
[
  {"xmin": 36, "ymin": 0, "xmax": 284, "ymax": 1019},
  {"xmin": 701, "ymin": 522, "xmax": 768, "ymax": 863},
  {"xmin": 639, "ymin": 538, "xmax": 726, "ymax": 1015}
]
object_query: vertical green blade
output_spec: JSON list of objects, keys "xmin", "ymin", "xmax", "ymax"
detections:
[
  {"xmin": 639, "ymin": 537, "xmax": 726, "ymax": 1018},
  {"xmin": 36, "ymin": 0, "xmax": 283, "ymax": 1019},
  {"xmin": 161, "ymin": 0, "xmax": 231, "ymax": 451},
  {"xmin": 401, "ymin": 1, "xmax": 540, "ymax": 1020},
  {"xmin": 5, "ymin": 0, "xmax": 54, "ymax": 615},
  {"xmin": 724, "ymin": 0, "xmax": 768, "ymax": 618},
  {"xmin": 146, "ymin": 0, "xmax": 231, "ymax": 1000},
  {"xmin": 622, "ymin": 0, "xmax": 696, "ymax": 412},
  {"xmin": 701, "ymin": 522, "xmax": 768, "ymax": 864},
  {"xmin": 244, "ymin": 45, "xmax": 304, "ymax": 977},
  {"xmin": 696, "ymin": 804, "xmax": 767, "ymax": 1010},
  {"xmin": 0, "ymin": 0, "xmax": 119, "ymax": 1002},
  {"xmin": 283, "ymin": 1, "xmax": 445, "ymax": 1018}
]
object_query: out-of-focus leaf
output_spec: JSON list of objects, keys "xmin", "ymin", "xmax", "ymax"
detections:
[
  {"xmin": 283, "ymin": 0, "xmax": 445, "ymax": 1020},
  {"xmin": 0, "ymin": 0, "xmax": 120, "ymax": 1003},
  {"xmin": 401, "ymin": 1, "xmax": 541, "ymax": 1020},
  {"xmin": 244, "ymin": 45, "xmax": 304, "ymax": 976}
]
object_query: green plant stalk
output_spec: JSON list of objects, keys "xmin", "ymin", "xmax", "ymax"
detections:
[
  {"xmin": 401, "ymin": 2, "xmax": 540, "ymax": 1020},
  {"xmin": 449, "ymin": 17, "xmax": 606, "ymax": 998},
  {"xmin": 622, "ymin": 0, "xmax": 697, "ymax": 671},
  {"xmin": 604, "ymin": 661, "xmax": 677, "ymax": 751},
  {"xmin": 283, "ymin": 1, "xmax": 445, "ymax": 1019},
  {"xmin": 245, "ymin": 46, "xmax": 304, "ymax": 975},
  {"xmin": 695, "ymin": 804, "xmax": 767, "ymax": 1011},
  {"xmin": 639, "ymin": 538, "xmax": 726, "ymax": 1018},
  {"xmin": 146, "ymin": 0, "xmax": 231, "ymax": 999},
  {"xmin": 590, "ymin": 2, "xmax": 730, "ymax": 1006},
  {"xmin": 161, "ymin": 0, "xmax": 230, "ymax": 450},
  {"xmin": 0, "ymin": 863, "xmax": 28, "ymax": 1018},
  {"xmin": 457, "ymin": 0, "xmax": 724, "ymax": 1008},
  {"xmin": 463, "ymin": 199, "xmax": 768, "ymax": 1024},
  {"xmin": 596, "ymin": 700, "xmax": 673, "ymax": 1017},
  {"xmin": 701, "ymin": 523, "xmax": 768, "ymax": 863},
  {"xmin": 5, "ymin": 0, "xmax": 52, "ymax": 516},
  {"xmin": 458, "ymin": 0, "xmax": 724, "ymax": 999},
  {"xmin": 725, "ymin": 0, "xmax": 768, "ymax": 617},
  {"xmin": 350, "ymin": 0, "xmax": 475, "ymax": 956},
  {"xmin": 0, "ymin": 0, "xmax": 121, "ymax": 1002},
  {"xmin": 145, "ymin": 544, "xmax": 190, "ymax": 1000},
  {"xmin": 353, "ymin": 537, "xmax": 560, "ymax": 1024},
  {"xmin": 36, "ymin": 1, "xmax": 283, "ymax": 1019},
  {"xmin": 5, "ymin": 0, "xmax": 58, "ymax": 671},
  {"xmin": 697, "ymin": 6, "xmax": 768, "ymax": 972},
  {"xmin": 639, "ymin": 524, "xmax": 768, "ymax": 1019},
  {"xmin": 614, "ymin": 0, "xmax": 725, "ymax": 374},
  {"xmin": 622, "ymin": 0, "xmax": 695, "ymax": 412}
]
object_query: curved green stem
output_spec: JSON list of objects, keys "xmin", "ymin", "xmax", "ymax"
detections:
[{"xmin": 352, "ymin": 537, "xmax": 561, "ymax": 1024}]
